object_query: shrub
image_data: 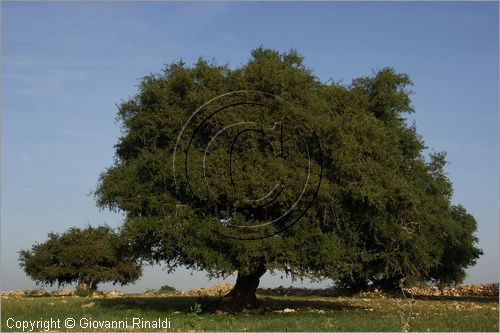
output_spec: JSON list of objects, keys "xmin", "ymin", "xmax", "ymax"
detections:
[
  {"xmin": 74, "ymin": 288, "xmax": 93, "ymax": 297},
  {"xmin": 160, "ymin": 284, "xmax": 176, "ymax": 293}
]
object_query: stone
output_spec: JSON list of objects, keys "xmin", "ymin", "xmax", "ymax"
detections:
[
  {"xmin": 54, "ymin": 289, "xmax": 73, "ymax": 297},
  {"xmin": 107, "ymin": 289, "xmax": 124, "ymax": 297},
  {"xmin": 81, "ymin": 302, "xmax": 95, "ymax": 308}
]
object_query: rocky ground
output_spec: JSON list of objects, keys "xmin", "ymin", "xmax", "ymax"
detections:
[
  {"xmin": 0, "ymin": 288, "xmax": 124, "ymax": 298},
  {"xmin": 258, "ymin": 283, "xmax": 499, "ymax": 297},
  {"xmin": 1, "ymin": 282, "xmax": 498, "ymax": 299},
  {"xmin": 404, "ymin": 283, "xmax": 499, "ymax": 297},
  {"xmin": 144, "ymin": 282, "xmax": 235, "ymax": 296}
]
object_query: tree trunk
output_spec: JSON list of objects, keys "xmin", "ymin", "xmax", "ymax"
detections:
[
  {"xmin": 77, "ymin": 281, "xmax": 91, "ymax": 290},
  {"xmin": 223, "ymin": 263, "xmax": 266, "ymax": 311},
  {"xmin": 77, "ymin": 278, "xmax": 95, "ymax": 291}
]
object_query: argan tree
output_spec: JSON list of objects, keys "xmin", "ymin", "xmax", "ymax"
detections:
[
  {"xmin": 95, "ymin": 48, "xmax": 481, "ymax": 308},
  {"xmin": 19, "ymin": 225, "xmax": 142, "ymax": 290}
]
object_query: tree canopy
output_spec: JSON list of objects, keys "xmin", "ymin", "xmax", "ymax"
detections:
[
  {"xmin": 95, "ymin": 47, "xmax": 481, "ymax": 307},
  {"xmin": 19, "ymin": 225, "xmax": 142, "ymax": 290}
]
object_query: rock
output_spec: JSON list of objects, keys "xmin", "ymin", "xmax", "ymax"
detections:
[
  {"xmin": 54, "ymin": 289, "xmax": 72, "ymax": 297},
  {"xmin": 174, "ymin": 283, "xmax": 235, "ymax": 297},
  {"xmin": 404, "ymin": 283, "xmax": 498, "ymax": 297},
  {"xmin": 0, "ymin": 290, "xmax": 22, "ymax": 297},
  {"xmin": 107, "ymin": 289, "xmax": 124, "ymax": 297},
  {"xmin": 34, "ymin": 290, "xmax": 48, "ymax": 296},
  {"xmin": 13, "ymin": 290, "xmax": 25, "ymax": 297},
  {"xmin": 81, "ymin": 302, "xmax": 95, "ymax": 308},
  {"xmin": 144, "ymin": 289, "xmax": 161, "ymax": 296}
]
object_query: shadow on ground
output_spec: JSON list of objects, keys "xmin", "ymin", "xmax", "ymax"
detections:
[{"xmin": 95, "ymin": 295, "xmax": 362, "ymax": 314}]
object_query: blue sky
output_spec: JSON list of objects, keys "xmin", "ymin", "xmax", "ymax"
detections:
[{"xmin": 1, "ymin": 2, "xmax": 498, "ymax": 292}]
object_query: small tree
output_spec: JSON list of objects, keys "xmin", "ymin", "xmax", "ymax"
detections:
[{"xmin": 19, "ymin": 225, "xmax": 142, "ymax": 290}]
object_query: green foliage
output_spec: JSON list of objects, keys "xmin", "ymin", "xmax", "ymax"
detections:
[
  {"xmin": 94, "ymin": 47, "xmax": 481, "ymax": 291},
  {"xmin": 74, "ymin": 288, "xmax": 93, "ymax": 297},
  {"xmin": 426, "ymin": 205, "xmax": 483, "ymax": 285},
  {"xmin": 18, "ymin": 225, "xmax": 142, "ymax": 289},
  {"xmin": 189, "ymin": 302, "xmax": 203, "ymax": 315},
  {"xmin": 160, "ymin": 284, "xmax": 177, "ymax": 293},
  {"xmin": 188, "ymin": 302, "xmax": 204, "ymax": 329}
]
